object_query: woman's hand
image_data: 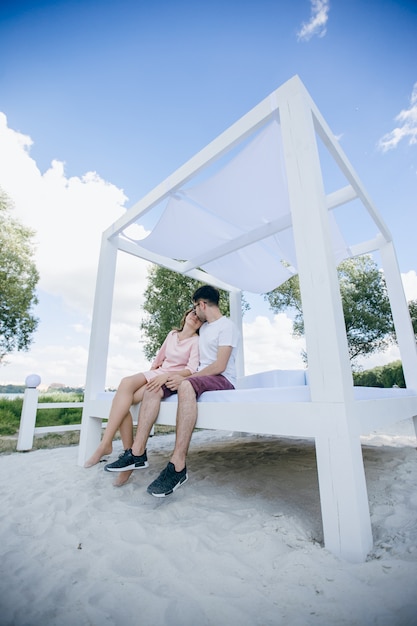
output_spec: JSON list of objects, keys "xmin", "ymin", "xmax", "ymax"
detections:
[
  {"xmin": 146, "ymin": 373, "xmax": 169, "ymax": 392},
  {"xmin": 165, "ymin": 374, "xmax": 186, "ymax": 391}
]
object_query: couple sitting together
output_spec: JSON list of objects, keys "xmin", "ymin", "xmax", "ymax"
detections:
[{"xmin": 85, "ymin": 285, "xmax": 240, "ymax": 497}]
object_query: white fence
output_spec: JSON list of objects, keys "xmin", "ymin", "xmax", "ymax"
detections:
[{"xmin": 17, "ymin": 377, "xmax": 84, "ymax": 451}]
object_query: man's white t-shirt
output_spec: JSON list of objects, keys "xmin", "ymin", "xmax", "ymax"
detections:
[{"xmin": 197, "ymin": 316, "xmax": 240, "ymax": 387}]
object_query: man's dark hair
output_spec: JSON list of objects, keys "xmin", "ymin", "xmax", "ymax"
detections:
[{"xmin": 192, "ymin": 285, "xmax": 220, "ymax": 306}]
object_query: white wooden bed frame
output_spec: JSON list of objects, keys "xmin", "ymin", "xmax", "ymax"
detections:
[
  {"xmin": 86, "ymin": 369, "xmax": 417, "ymax": 438},
  {"xmin": 81, "ymin": 369, "xmax": 417, "ymax": 565},
  {"xmin": 77, "ymin": 77, "xmax": 417, "ymax": 563}
]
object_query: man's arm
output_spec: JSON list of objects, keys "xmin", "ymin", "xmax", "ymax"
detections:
[
  {"xmin": 165, "ymin": 345, "xmax": 232, "ymax": 390},
  {"xmin": 192, "ymin": 345, "xmax": 232, "ymax": 377}
]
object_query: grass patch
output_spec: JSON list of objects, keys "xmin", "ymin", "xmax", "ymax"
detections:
[
  {"xmin": 0, "ymin": 431, "xmax": 81, "ymax": 454},
  {"xmin": 0, "ymin": 398, "xmax": 24, "ymax": 435}
]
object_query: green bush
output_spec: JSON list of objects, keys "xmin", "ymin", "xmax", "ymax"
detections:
[
  {"xmin": 35, "ymin": 407, "xmax": 82, "ymax": 427},
  {"xmin": 0, "ymin": 398, "xmax": 22, "ymax": 434},
  {"xmin": 0, "ymin": 408, "xmax": 21, "ymax": 435}
]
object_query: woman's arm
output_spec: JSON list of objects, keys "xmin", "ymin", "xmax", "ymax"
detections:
[
  {"xmin": 185, "ymin": 337, "xmax": 200, "ymax": 374},
  {"xmin": 150, "ymin": 332, "xmax": 171, "ymax": 369}
]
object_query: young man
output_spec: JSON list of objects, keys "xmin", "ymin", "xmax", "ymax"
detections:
[{"xmin": 105, "ymin": 284, "xmax": 240, "ymax": 497}]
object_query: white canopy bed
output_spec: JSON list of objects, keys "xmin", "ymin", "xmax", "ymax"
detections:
[{"xmin": 78, "ymin": 76, "xmax": 417, "ymax": 563}]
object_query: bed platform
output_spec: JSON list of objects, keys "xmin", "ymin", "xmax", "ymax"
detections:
[
  {"xmin": 86, "ymin": 369, "xmax": 417, "ymax": 439},
  {"xmin": 80, "ymin": 369, "xmax": 417, "ymax": 564}
]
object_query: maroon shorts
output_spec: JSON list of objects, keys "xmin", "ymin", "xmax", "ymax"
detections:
[
  {"xmin": 161, "ymin": 374, "xmax": 234, "ymax": 399},
  {"xmin": 186, "ymin": 374, "xmax": 235, "ymax": 399},
  {"xmin": 162, "ymin": 385, "xmax": 176, "ymax": 399}
]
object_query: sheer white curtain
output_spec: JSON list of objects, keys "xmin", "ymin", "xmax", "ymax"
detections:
[{"xmin": 135, "ymin": 119, "xmax": 350, "ymax": 293}]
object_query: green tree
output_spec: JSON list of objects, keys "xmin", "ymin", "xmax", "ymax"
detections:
[
  {"xmin": 353, "ymin": 360, "xmax": 405, "ymax": 388},
  {"xmin": 140, "ymin": 265, "xmax": 243, "ymax": 360},
  {"xmin": 264, "ymin": 256, "xmax": 395, "ymax": 364},
  {"xmin": 409, "ymin": 299, "xmax": 417, "ymax": 337},
  {"xmin": 0, "ymin": 189, "xmax": 39, "ymax": 362}
]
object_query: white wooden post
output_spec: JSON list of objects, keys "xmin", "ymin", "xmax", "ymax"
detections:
[
  {"xmin": 315, "ymin": 412, "xmax": 374, "ymax": 562},
  {"xmin": 17, "ymin": 374, "xmax": 41, "ymax": 451},
  {"xmin": 77, "ymin": 234, "xmax": 118, "ymax": 466},
  {"xmin": 380, "ymin": 240, "xmax": 417, "ymax": 439},
  {"xmin": 379, "ymin": 241, "xmax": 417, "ymax": 390},
  {"xmin": 279, "ymin": 79, "xmax": 373, "ymax": 561},
  {"xmin": 229, "ymin": 289, "xmax": 245, "ymax": 378}
]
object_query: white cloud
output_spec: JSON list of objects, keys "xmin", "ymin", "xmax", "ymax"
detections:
[
  {"xmin": 402, "ymin": 270, "xmax": 417, "ymax": 301},
  {"xmin": 243, "ymin": 314, "xmax": 306, "ymax": 374},
  {"xmin": 297, "ymin": 0, "xmax": 330, "ymax": 42},
  {"xmin": 377, "ymin": 83, "xmax": 417, "ymax": 152},
  {"xmin": 0, "ymin": 113, "xmax": 133, "ymax": 313},
  {"xmin": 356, "ymin": 343, "xmax": 401, "ymax": 371},
  {"xmin": 0, "ymin": 343, "xmax": 90, "ymax": 390},
  {"xmin": 0, "ymin": 113, "xmax": 151, "ymax": 387}
]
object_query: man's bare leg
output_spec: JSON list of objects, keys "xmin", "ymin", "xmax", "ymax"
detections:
[
  {"xmin": 84, "ymin": 373, "xmax": 147, "ymax": 467},
  {"xmin": 170, "ymin": 380, "xmax": 198, "ymax": 471},
  {"xmin": 146, "ymin": 381, "xmax": 196, "ymax": 497}
]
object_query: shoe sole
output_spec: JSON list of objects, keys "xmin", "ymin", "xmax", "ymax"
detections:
[
  {"xmin": 148, "ymin": 473, "xmax": 188, "ymax": 497},
  {"xmin": 105, "ymin": 461, "xmax": 149, "ymax": 472}
]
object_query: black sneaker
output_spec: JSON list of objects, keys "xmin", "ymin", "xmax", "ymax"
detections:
[
  {"xmin": 104, "ymin": 449, "xmax": 148, "ymax": 472},
  {"xmin": 147, "ymin": 462, "xmax": 188, "ymax": 497}
]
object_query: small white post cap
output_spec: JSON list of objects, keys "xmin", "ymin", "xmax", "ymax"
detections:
[{"xmin": 25, "ymin": 374, "xmax": 41, "ymax": 388}]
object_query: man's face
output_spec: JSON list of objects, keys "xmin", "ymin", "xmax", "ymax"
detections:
[{"xmin": 193, "ymin": 300, "xmax": 207, "ymax": 322}]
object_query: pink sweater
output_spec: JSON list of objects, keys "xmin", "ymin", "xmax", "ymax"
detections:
[{"xmin": 144, "ymin": 331, "xmax": 199, "ymax": 381}]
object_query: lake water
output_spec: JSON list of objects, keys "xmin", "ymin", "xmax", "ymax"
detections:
[{"xmin": 0, "ymin": 393, "xmax": 24, "ymax": 400}]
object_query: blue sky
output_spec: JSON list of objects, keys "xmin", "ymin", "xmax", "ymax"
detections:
[{"xmin": 0, "ymin": 0, "xmax": 416, "ymax": 388}]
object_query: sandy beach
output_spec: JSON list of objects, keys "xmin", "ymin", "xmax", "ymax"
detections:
[{"xmin": 1, "ymin": 425, "xmax": 417, "ymax": 626}]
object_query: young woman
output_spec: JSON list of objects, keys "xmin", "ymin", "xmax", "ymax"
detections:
[{"xmin": 84, "ymin": 308, "xmax": 202, "ymax": 469}]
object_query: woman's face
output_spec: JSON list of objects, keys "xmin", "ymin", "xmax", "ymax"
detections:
[{"xmin": 185, "ymin": 309, "xmax": 203, "ymax": 331}]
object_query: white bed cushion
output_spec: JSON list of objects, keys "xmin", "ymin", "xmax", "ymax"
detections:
[{"xmin": 236, "ymin": 369, "xmax": 307, "ymax": 389}]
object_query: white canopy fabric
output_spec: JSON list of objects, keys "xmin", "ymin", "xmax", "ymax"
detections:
[{"xmin": 124, "ymin": 119, "xmax": 350, "ymax": 293}]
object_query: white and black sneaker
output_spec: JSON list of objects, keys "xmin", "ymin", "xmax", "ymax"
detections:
[
  {"xmin": 147, "ymin": 462, "xmax": 188, "ymax": 497},
  {"xmin": 104, "ymin": 449, "xmax": 148, "ymax": 472}
]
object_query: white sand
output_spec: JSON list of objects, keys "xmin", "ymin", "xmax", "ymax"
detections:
[{"xmin": 1, "ymin": 425, "xmax": 417, "ymax": 626}]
